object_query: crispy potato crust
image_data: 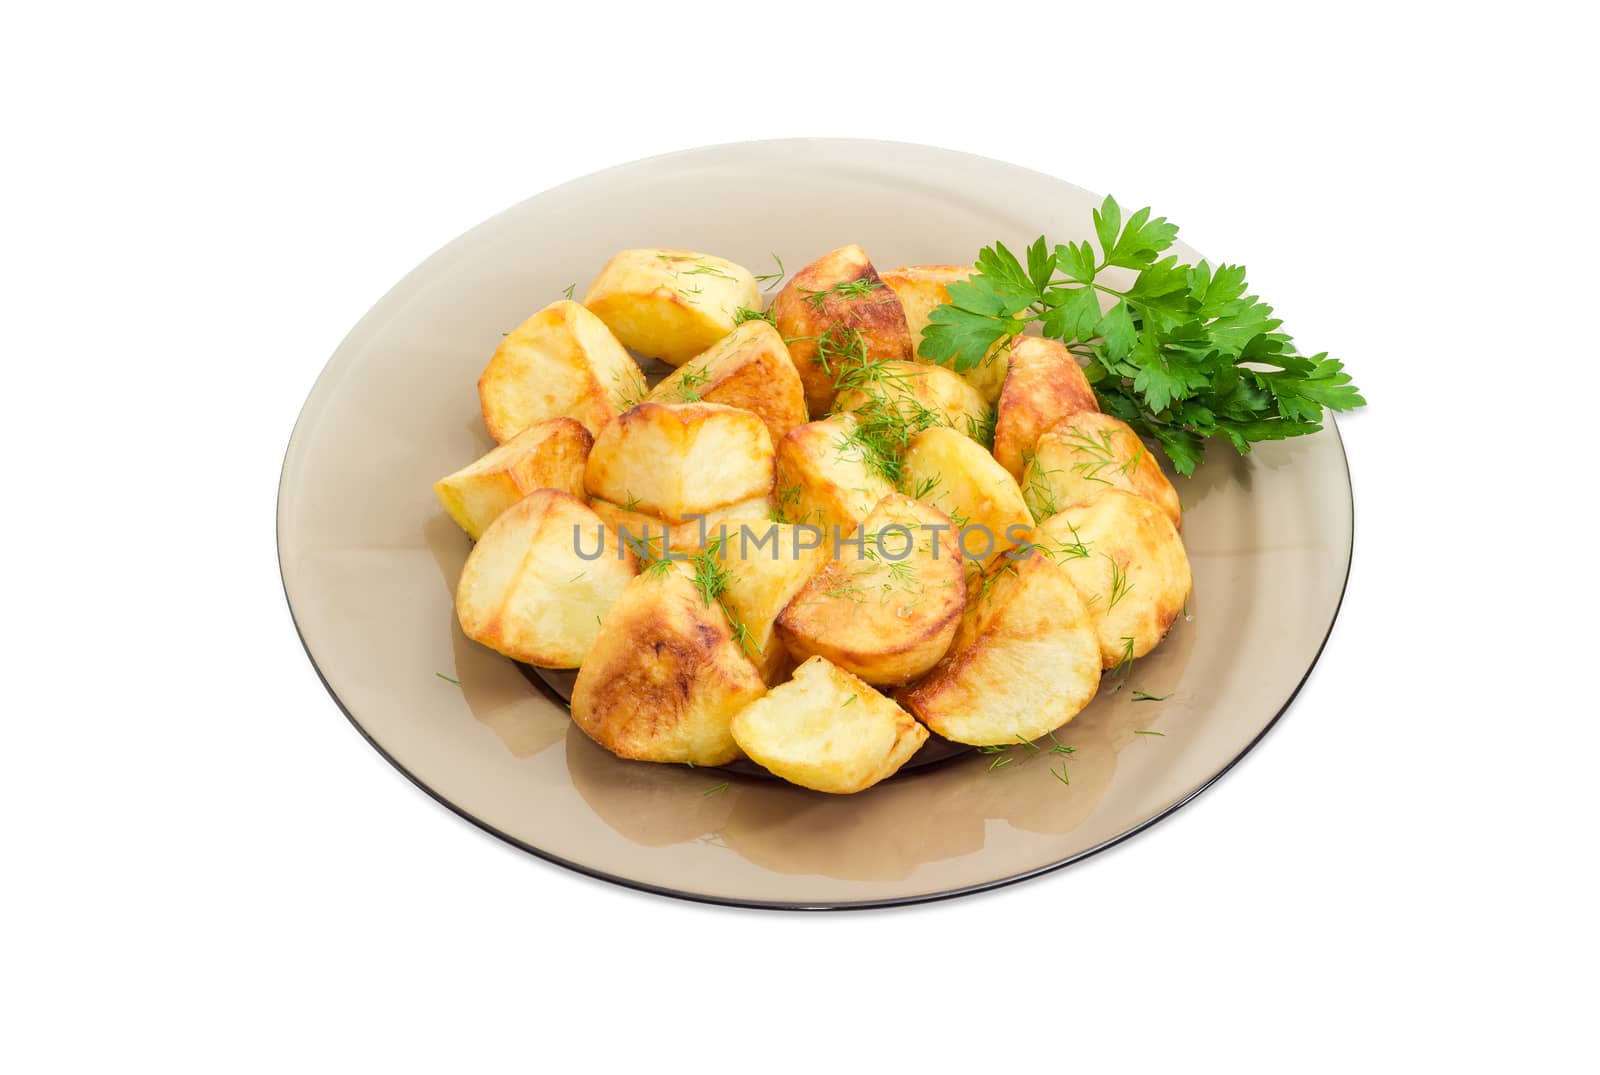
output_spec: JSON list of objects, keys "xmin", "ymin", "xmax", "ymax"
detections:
[
  {"xmin": 898, "ymin": 549, "xmax": 1101, "ymax": 745},
  {"xmin": 772, "ymin": 245, "xmax": 912, "ymax": 414},
  {"xmin": 454, "ymin": 489, "xmax": 637, "ymax": 668},
  {"xmin": 646, "ymin": 320, "xmax": 808, "ymax": 443},
  {"xmin": 433, "ymin": 417, "xmax": 593, "ymax": 540},
  {"xmin": 1023, "ymin": 411, "xmax": 1182, "ymax": 528},
  {"xmin": 478, "ymin": 300, "xmax": 644, "ymax": 442},
  {"xmin": 1031, "ymin": 489, "xmax": 1192, "ymax": 668},
  {"xmin": 773, "ymin": 413, "xmax": 896, "ymax": 534},
  {"xmin": 584, "ymin": 401, "xmax": 775, "ymax": 520},
  {"xmin": 582, "ymin": 249, "xmax": 760, "ymax": 366},
  {"xmin": 730, "ymin": 656, "xmax": 928, "ymax": 793},
  {"xmin": 570, "ymin": 563, "xmax": 767, "ymax": 766},
  {"xmin": 992, "ymin": 336, "xmax": 1099, "ymax": 479},
  {"xmin": 777, "ymin": 493, "xmax": 965, "ymax": 685}
]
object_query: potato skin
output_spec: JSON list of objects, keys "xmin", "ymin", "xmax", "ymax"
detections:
[
  {"xmin": 570, "ymin": 563, "xmax": 767, "ymax": 766},
  {"xmin": 584, "ymin": 401, "xmax": 775, "ymax": 521},
  {"xmin": 582, "ymin": 249, "xmax": 760, "ymax": 366},
  {"xmin": 900, "ymin": 426, "xmax": 1032, "ymax": 560},
  {"xmin": 730, "ymin": 656, "xmax": 928, "ymax": 793},
  {"xmin": 454, "ymin": 489, "xmax": 637, "ymax": 668},
  {"xmin": 772, "ymin": 245, "xmax": 912, "ymax": 415},
  {"xmin": 830, "ymin": 360, "xmax": 991, "ymax": 443},
  {"xmin": 646, "ymin": 319, "xmax": 808, "ymax": 443},
  {"xmin": 774, "ymin": 413, "xmax": 895, "ymax": 535},
  {"xmin": 992, "ymin": 336, "xmax": 1100, "ymax": 479},
  {"xmin": 433, "ymin": 417, "xmax": 592, "ymax": 540},
  {"xmin": 479, "ymin": 300, "xmax": 645, "ymax": 442},
  {"xmin": 777, "ymin": 493, "xmax": 965, "ymax": 686},
  {"xmin": 898, "ymin": 549, "xmax": 1101, "ymax": 745},
  {"xmin": 1031, "ymin": 489, "xmax": 1192, "ymax": 668},
  {"xmin": 1022, "ymin": 411, "xmax": 1182, "ymax": 528}
]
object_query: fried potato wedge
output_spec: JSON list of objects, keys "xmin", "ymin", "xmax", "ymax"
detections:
[
  {"xmin": 777, "ymin": 493, "xmax": 965, "ymax": 685},
  {"xmin": 831, "ymin": 360, "xmax": 992, "ymax": 443},
  {"xmin": 713, "ymin": 523, "xmax": 833, "ymax": 684},
  {"xmin": 646, "ymin": 320, "xmax": 808, "ymax": 443},
  {"xmin": 432, "ymin": 418, "xmax": 593, "ymax": 540},
  {"xmin": 1031, "ymin": 489, "xmax": 1192, "ymax": 668},
  {"xmin": 1022, "ymin": 411, "xmax": 1182, "ymax": 528},
  {"xmin": 730, "ymin": 656, "xmax": 928, "ymax": 793},
  {"xmin": 773, "ymin": 413, "xmax": 896, "ymax": 535},
  {"xmin": 772, "ymin": 245, "xmax": 912, "ymax": 414},
  {"xmin": 582, "ymin": 249, "xmax": 760, "ymax": 366},
  {"xmin": 479, "ymin": 300, "xmax": 645, "ymax": 442},
  {"xmin": 570, "ymin": 562, "xmax": 767, "ymax": 766},
  {"xmin": 454, "ymin": 489, "xmax": 637, "ymax": 668},
  {"xmin": 590, "ymin": 494, "xmax": 774, "ymax": 560},
  {"xmin": 898, "ymin": 549, "xmax": 1101, "ymax": 745},
  {"xmin": 584, "ymin": 401, "xmax": 774, "ymax": 521},
  {"xmin": 992, "ymin": 336, "xmax": 1099, "ymax": 479},
  {"xmin": 881, "ymin": 264, "xmax": 1010, "ymax": 401},
  {"xmin": 901, "ymin": 426, "xmax": 1032, "ymax": 562}
]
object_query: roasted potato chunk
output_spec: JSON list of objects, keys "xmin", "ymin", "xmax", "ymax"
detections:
[
  {"xmin": 590, "ymin": 494, "xmax": 774, "ymax": 560},
  {"xmin": 1031, "ymin": 489, "xmax": 1192, "ymax": 668},
  {"xmin": 713, "ymin": 522, "xmax": 833, "ymax": 684},
  {"xmin": 454, "ymin": 489, "xmax": 637, "ymax": 668},
  {"xmin": 880, "ymin": 264, "xmax": 1009, "ymax": 401},
  {"xmin": 992, "ymin": 336, "xmax": 1099, "ymax": 479},
  {"xmin": 646, "ymin": 320, "xmax": 808, "ymax": 443},
  {"xmin": 730, "ymin": 656, "xmax": 928, "ymax": 793},
  {"xmin": 479, "ymin": 300, "xmax": 645, "ymax": 442},
  {"xmin": 898, "ymin": 549, "xmax": 1101, "ymax": 745},
  {"xmin": 584, "ymin": 402, "xmax": 774, "ymax": 521},
  {"xmin": 570, "ymin": 562, "xmax": 767, "ymax": 766},
  {"xmin": 900, "ymin": 426, "xmax": 1032, "ymax": 561},
  {"xmin": 772, "ymin": 245, "xmax": 912, "ymax": 415},
  {"xmin": 1022, "ymin": 411, "xmax": 1182, "ymax": 528},
  {"xmin": 432, "ymin": 418, "xmax": 592, "ymax": 540},
  {"xmin": 773, "ymin": 413, "xmax": 896, "ymax": 534},
  {"xmin": 582, "ymin": 249, "xmax": 760, "ymax": 366},
  {"xmin": 777, "ymin": 493, "xmax": 965, "ymax": 685},
  {"xmin": 831, "ymin": 360, "xmax": 991, "ymax": 443}
]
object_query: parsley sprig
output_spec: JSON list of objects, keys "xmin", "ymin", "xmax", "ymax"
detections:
[{"xmin": 920, "ymin": 195, "xmax": 1365, "ymax": 474}]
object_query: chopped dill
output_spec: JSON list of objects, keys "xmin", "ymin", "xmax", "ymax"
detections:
[
  {"xmin": 1131, "ymin": 690, "xmax": 1172, "ymax": 702},
  {"xmin": 1134, "ymin": 729, "xmax": 1166, "ymax": 736},
  {"xmin": 434, "ymin": 672, "xmax": 460, "ymax": 685},
  {"xmin": 702, "ymin": 781, "xmax": 730, "ymax": 796},
  {"xmin": 800, "ymin": 275, "xmax": 884, "ymax": 308},
  {"xmin": 753, "ymin": 253, "xmax": 786, "ymax": 291}
]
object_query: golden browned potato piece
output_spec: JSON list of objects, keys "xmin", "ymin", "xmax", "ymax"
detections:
[
  {"xmin": 432, "ymin": 418, "xmax": 593, "ymax": 540},
  {"xmin": 712, "ymin": 522, "xmax": 833, "ymax": 684},
  {"xmin": 898, "ymin": 549, "xmax": 1101, "ymax": 745},
  {"xmin": 992, "ymin": 336, "xmax": 1099, "ymax": 479},
  {"xmin": 584, "ymin": 401, "xmax": 774, "ymax": 521},
  {"xmin": 589, "ymin": 494, "xmax": 774, "ymax": 561},
  {"xmin": 454, "ymin": 489, "xmax": 637, "ymax": 668},
  {"xmin": 570, "ymin": 561, "xmax": 767, "ymax": 766},
  {"xmin": 1021, "ymin": 411, "xmax": 1181, "ymax": 528},
  {"xmin": 777, "ymin": 493, "xmax": 964, "ymax": 686},
  {"xmin": 900, "ymin": 427, "xmax": 1032, "ymax": 560},
  {"xmin": 1031, "ymin": 489, "xmax": 1192, "ymax": 668},
  {"xmin": 730, "ymin": 655, "xmax": 928, "ymax": 793},
  {"xmin": 478, "ymin": 300, "xmax": 646, "ymax": 442},
  {"xmin": 773, "ymin": 413, "xmax": 896, "ymax": 534},
  {"xmin": 831, "ymin": 360, "xmax": 992, "ymax": 443},
  {"xmin": 646, "ymin": 320, "xmax": 808, "ymax": 443},
  {"xmin": 880, "ymin": 264, "xmax": 1009, "ymax": 401},
  {"xmin": 582, "ymin": 249, "xmax": 760, "ymax": 366},
  {"xmin": 771, "ymin": 245, "xmax": 912, "ymax": 415}
]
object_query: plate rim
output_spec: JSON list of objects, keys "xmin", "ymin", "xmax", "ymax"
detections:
[{"xmin": 276, "ymin": 138, "xmax": 1356, "ymax": 911}]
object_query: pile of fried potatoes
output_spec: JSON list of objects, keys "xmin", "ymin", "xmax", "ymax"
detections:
[{"xmin": 434, "ymin": 244, "xmax": 1192, "ymax": 794}]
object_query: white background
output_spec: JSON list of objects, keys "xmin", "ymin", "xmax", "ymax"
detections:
[{"xmin": 4, "ymin": 2, "xmax": 1596, "ymax": 1071}]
